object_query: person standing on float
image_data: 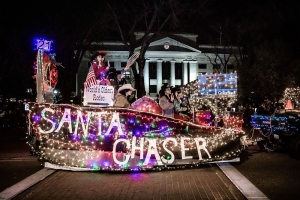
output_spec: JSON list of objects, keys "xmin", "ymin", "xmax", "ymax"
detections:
[{"xmin": 90, "ymin": 50, "xmax": 111, "ymax": 85}]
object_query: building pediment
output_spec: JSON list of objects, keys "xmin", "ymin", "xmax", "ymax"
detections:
[{"xmin": 135, "ymin": 36, "xmax": 201, "ymax": 53}]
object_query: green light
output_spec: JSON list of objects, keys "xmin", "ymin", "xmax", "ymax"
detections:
[
  {"xmin": 92, "ymin": 163, "xmax": 100, "ymax": 170},
  {"xmin": 98, "ymin": 135, "xmax": 104, "ymax": 140},
  {"xmin": 82, "ymin": 136, "xmax": 88, "ymax": 141}
]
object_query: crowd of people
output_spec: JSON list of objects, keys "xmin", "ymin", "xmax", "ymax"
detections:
[
  {"xmin": 158, "ymin": 83, "xmax": 192, "ymax": 120},
  {"xmin": 0, "ymin": 101, "xmax": 27, "ymax": 129}
]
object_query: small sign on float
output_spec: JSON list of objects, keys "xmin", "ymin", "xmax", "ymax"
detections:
[
  {"xmin": 24, "ymin": 103, "xmax": 29, "ymax": 111},
  {"xmin": 83, "ymin": 85, "xmax": 115, "ymax": 107}
]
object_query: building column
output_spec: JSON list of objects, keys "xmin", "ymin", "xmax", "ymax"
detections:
[
  {"xmin": 189, "ymin": 60, "xmax": 198, "ymax": 82},
  {"xmin": 157, "ymin": 59, "xmax": 162, "ymax": 93},
  {"xmin": 170, "ymin": 60, "xmax": 175, "ymax": 87},
  {"xmin": 144, "ymin": 60, "xmax": 149, "ymax": 95},
  {"xmin": 183, "ymin": 61, "xmax": 188, "ymax": 85}
]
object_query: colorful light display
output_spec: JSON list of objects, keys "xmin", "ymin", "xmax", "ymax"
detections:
[
  {"xmin": 180, "ymin": 74, "xmax": 238, "ymax": 123},
  {"xmin": 26, "ymin": 102, "xmax": 245, "ymax": 171},
  {"xmin": 283, "ymin": 88, "xmax": 300, "ymax": 109},
  {"xmin": 250, "ymin": 114, "xmax": 300, "ymax": 134},
  {"xmin": 131, "ymin": 96, "xmax": 162, "ymax": 114},
  {"xmin": 198, "ymin": 73, "xmax": 237, "ymax": 97}
]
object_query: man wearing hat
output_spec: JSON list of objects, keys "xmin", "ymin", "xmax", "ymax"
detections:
[
  {"xmin": 159, "ymin": 83, "xmax": 175, "ymax": 118},
  {"xmin": 91, "ymin": 50, "xmax": 110, "ymax": 85},
  {"xmin": 113, "ymin": 84, "xmax": 136, "ymax": 108}
]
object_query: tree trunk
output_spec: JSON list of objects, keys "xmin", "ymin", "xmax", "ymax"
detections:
[{"xmin": 137, "ymin": 59, "xmax": 146, "ymax": 98}]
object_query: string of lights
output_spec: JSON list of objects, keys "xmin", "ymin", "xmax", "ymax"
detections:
[{"xmin": 26, "ymin": 102, "xmax": 245, "ymax": 171}]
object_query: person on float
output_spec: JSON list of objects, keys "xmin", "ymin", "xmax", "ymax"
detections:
[
  {"xmin": 107, "ymin": 66, "xmax": 119, "ymax": 95},
  {"xmin": 90, "ymin": 50, "xmax": 111, "ymax": 85},
  {"xmin": 109, "ymin": 67, "xmax": 130, "ymax": 94},
  {"xmin": 113, "ymin": 84, "xmax": 136, "ymax": 108},
  {"xmin": 172, "ymin": 88, "xmax": 190, "ymax": 120},
  {"xmin": 159, "ymin": 83, "xmax": 175, "ymax": 118}
]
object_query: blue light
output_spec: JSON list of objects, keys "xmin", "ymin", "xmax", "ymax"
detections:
[{"xmin": 33, "ymin": 38, "xmax": 53, "ymax": 52}]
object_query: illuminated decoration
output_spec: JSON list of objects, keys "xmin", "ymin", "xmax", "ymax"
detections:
[
  {"xmin": 40, "ymin": 52, "xmax": 58, "ymax": 91},
  {"xmin": 33, "ymin": 51, "xmax": 58, "ymax": 103},
  {"xmin": 283, "ymin": 88, "xmax": 300, "ymax": 109},
  {"xmin": 198, "ymin": 73, "xmax": 237, "ymax": 97},
  {"xmin": 26, "ymin": 103, "xmax": 245, "ymax": 171},
  {"xmin": 34, "ymin": 39, "xmax": 53, "ymax": 52},
  {"xmin": 285, "ymin": 100, "xmax": 294, "ymax": 109},
  {"xmin": 195, "ymin": 111, "xmax": 211, "ymax": 125},
  {"xmin": 223, "ymin": 116, "xmax": 244, "ymax": 130},
  {"xmin": 180, "ymin": 73, "xmax": 238, "ymax": 121},
  {"xmin": 33, "ymin": 38, "xmax": 58, "ymax": 103},
  {"xmin": 131, "ymin": 96, "xmax": 162, "ymax": 114},
  {"xmin": 250, "ymin": 114, "xmax": 300, "ymax": 134}
]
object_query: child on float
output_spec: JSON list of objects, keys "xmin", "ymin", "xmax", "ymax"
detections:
[{"xmin": 90, "ymin": 50, "xmax": 111, "ymax": 85}]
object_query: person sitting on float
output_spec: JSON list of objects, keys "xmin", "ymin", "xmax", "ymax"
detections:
[
  {"xmin": 159, "ymin": 83, "xmax": 175, "ymax": 118},
  {"xmin": 113, "ymin": 84, "xmax": 136, "ymax": 108},
  {"xmin": 172, "ymin": 87, "xmax": 190, "ymax": 120},
  {"xmin": 90, "ymin": 50, "xmax": 111, "ymax": 85}
]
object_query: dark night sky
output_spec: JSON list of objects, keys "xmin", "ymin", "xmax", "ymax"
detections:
[
  {"xmin": 2, "ymin": 0, "xmax": 299, "ymax": 53},
  {"xmin": 1, "ymin": 0, "xmax": 299, "ymax": 98}
]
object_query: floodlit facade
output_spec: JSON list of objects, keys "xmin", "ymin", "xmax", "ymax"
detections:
[{"xmin": 77, "ymin": 33, "xmax": 241, "ymax": 97}]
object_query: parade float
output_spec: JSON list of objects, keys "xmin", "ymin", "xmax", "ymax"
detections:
[
  {"xmin": 25, "ymin": 39, "xmax": 246, "ymax": 172},
  {"xmin": 249, "ymin": 88, "xmax": 300, "ymax": 159}
]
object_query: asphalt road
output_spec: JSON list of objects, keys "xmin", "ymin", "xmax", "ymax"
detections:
[
  {"xmin": 0, "ymin": 128, "xmax": 42, "ymax": 193},
  {"xmin": 232, "ymin": 140, "xmax": 300, "ymax": 199},
  {"xmin": 1, "ymin": 127, "xmax": 300, "ymax": 199}
]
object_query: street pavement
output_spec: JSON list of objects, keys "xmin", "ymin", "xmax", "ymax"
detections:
[{"xmin": 1, "ymin": 127, "xmax": 300, "ymax": 199}]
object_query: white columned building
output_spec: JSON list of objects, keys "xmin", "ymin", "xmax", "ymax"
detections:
[
  {"xmin": 156, "ymin": 59, "xmax": 163, "ymax": 93},
  {"xmin": 183, "ymin": 61, "xmax": 188, "ymax": 85},
  {"xmin": 77, "ymin": 33, "xmax": 240, "ymax": 98},
  {"xmin": 189, "ymin": 60, "xmax": 198, "ymax": 82},
  {"xmin": 170, "ymin": 60, "xmax": 176, "ymax": 87},
  {"xmin": 144, "ymin": 59, "xmax": 150, "ymax": 94}
]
